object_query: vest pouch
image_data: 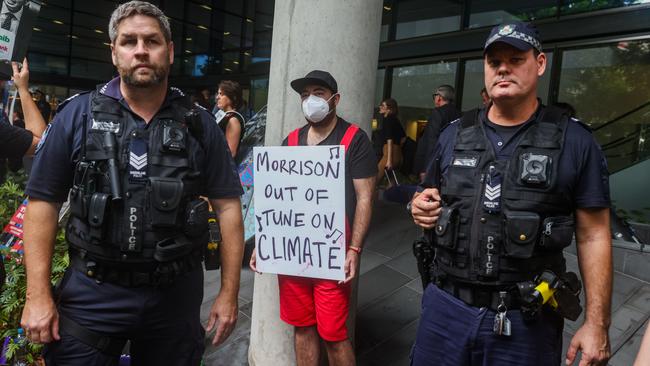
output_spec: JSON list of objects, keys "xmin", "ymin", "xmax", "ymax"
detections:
[
  {"xmin": 184, "ymin": 199, "xmax": 209, "ymax": 238},
  {"xmin": 540, "ymin": 216, "xmax": 574, "ymax": 249},
  {"xmin": 149, "ymin": 177, "xmax": 184, "ymax": 227},
  {"xmin": 434, "ymin": 206, "xmax": 459, "ymax": 249},
  {"xmin": 69, "ymin": 186, "xmax": 88, "ymax": 220},
  {"xmin": 504, "ymin": 211, "xmax": 540, "ymax": 258},
  {"xmin": 88, "ymin": 193, "xmax": 110, "ymax": 227},
  {"xmin": 153, "ymin": 236, "xmax": 194, "ymax": 262}
]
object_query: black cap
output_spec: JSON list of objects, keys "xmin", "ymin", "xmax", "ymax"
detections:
[
  {"xmin": 484, "ymin": 21, "xmax": 542, "ymax": 53},
  {"xmin": 290, "ymin": 70, "xmax": 338, "ymax": 94}
]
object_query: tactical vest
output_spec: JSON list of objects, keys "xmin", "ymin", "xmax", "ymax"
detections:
[
  {"xmin": 66, "ymin": 89, "xmax": 209, "ymax": 265},
  {"xmin": 433, "ymin": 106, "xmax": 576, "ymax": 287}
]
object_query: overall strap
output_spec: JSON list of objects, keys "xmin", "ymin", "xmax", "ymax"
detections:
[
  {"xmin": 340, "ymin": 124, "xmax": 359, "ymax": 152},
  {"xmin": 287, "ymin": 128, "xmax": 301, "ymax": 146}
]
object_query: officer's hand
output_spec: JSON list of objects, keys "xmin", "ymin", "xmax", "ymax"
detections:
[
  {"xmin": 21, "ymin": 294, "xmax": 60, "ymax": 344},
  {"xmin": 411, "ymin": 188, "xmax": 442, "ymax": 229},
  {"xmin": 339, "ymin": 249, "xmax": 360, "ymax": 285},
  {"xmin": 249, "ymin": 247, "xmax": 261, "ymax": 274},
  {"xmin": 11, "ymin": 58, "xmax": 29, "ymax": 91},
  {"xmin": 206, "ymin": 291, "xmax": 238, "ymax": 346},
  {"xmin": 565, "ymin": 322, "xmax": 610, "ymax": 365}
]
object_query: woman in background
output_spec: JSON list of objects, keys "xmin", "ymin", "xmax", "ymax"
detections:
[
  {"xmin": 215, "ymin": 80, "xmax": 245, "ymax": 157},
  {"xmin": 377, "ymin": 98, "xmax": 405, "ymax": 185}
]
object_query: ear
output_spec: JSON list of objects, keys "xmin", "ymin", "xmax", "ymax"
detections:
[
  {"xmin": 536, "ymin": 52, "xmax": 547, "ymax": 77},
  {"xmin": 332, "ymin": 93, "xmax": 340, "ymax": 107},
  {"xmin": 110, "ymin": 43, "xmax": 117, "ymax": 66},
  {"xmin": 168, "ymin": 41, "xmax": 175, "ymax": 65}
]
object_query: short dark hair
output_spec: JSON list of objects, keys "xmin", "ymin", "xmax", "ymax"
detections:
[
  {"xmin": 381, "ymin": 98, "xmax": 399, "ymax": 116},
  {"xmin": 218, "ymin": 80, "xmax": 243, "ymax": 110}
]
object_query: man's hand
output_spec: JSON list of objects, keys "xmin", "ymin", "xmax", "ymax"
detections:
[
  {"xmin": 411, "ymin": 188, "xmax": 442, "ymax": 229},
  {"xmin": 206, "ymin": 291, "xmax": 238, "ymax": 346},
  {"xmin": 565, "ymin": 322, "xmax": 610, "ymax": 365},
  {"xmin": 11, "ymin": 58, "xmax": 29, "ymax": 91},
  {"xmin": 249, "ymin": 247, "xmax": 261, "ymax": 274},
  {"xmin": 340, "ymin": 249, "xmax": 360, "ymax": 285},
  {"xmin": 21, "ymin": 294, "xmax": 60, "ymax": 344}
]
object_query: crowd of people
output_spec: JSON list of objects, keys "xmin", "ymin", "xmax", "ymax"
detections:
[{"xmin": 1, "ymin": 1, "xmax": 648, "ymax": 365}]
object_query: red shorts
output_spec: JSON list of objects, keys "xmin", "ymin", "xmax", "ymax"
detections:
[{"xmin": 278, "ymin": 275, "xmax": 351, "ymax": 342}]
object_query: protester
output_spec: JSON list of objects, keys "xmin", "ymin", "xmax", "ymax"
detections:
[
  {"xmin": 215, "ymin": 80, "xmax": 245, "ymax": 157},
  {"xmin": 20, "ymin": 2, "xmax": 244, "ymax": 364},
  {"xmin": 410, "ymin": 21, "xmax": 612, "ymax": 365},
  {"xmin": 376, "ymin": 97, "xmax": 405, "ymax": 185},
  {"xmin": 0, "ymin": 58, "xmax": 46, "ymax": 159},
  {"xmin": 250, "ymin": 69, "xmax": 376, "ymax": 366}
]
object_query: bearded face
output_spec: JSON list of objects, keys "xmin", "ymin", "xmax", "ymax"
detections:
[{"xmin": 111, "ymin": 15, "xmax": 174, "ymax": 89}]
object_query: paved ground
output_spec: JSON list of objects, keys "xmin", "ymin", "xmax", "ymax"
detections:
[{"xmin": 200, "ymin": 199, "xmax": 650, "ymax": 365}]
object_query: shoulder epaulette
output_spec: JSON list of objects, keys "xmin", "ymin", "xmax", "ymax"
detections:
[{"xmin": 56, "ymin": 91, "xmax": 90, "ymax": 113}]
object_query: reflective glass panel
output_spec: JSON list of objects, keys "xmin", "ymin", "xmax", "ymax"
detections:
[
  {"xmin": 391, "ymin": 61, "xmax": 457, "ymax": 137},
  {"xmin": 561, "ymin": 0, "xmax": 650, "ymax": 15},
  {"xmin": 558, "ymin": 40, "xmax": 650, "ymax": 172},
  {"xmin": 468, "ymin": 0, "xmax": 558, "ymax": 29},
  {"xmin": 395, "ymin": 0, "xmax": 461, "ymax": 40}
]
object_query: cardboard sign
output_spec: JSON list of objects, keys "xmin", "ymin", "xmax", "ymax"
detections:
[
  {"xmin": 0, "ymin": 0, "xmax": 41, "ymax": 77},
  {"xmin": 254, "ymin": 145, "xmax": 346, "ymax": 281}
]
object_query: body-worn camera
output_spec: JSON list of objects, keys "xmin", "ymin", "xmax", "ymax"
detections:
[
  {"xmin": 519, "ymin": 153, "xmax": 550, "ymax": 185},
  {"xmin": 162, "ymin": 122, "xmax": 187, "ymax": 152}
]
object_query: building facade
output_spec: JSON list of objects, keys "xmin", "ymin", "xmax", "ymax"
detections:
[{"xmin": 21, "ymin": 0, "xmax": 650, "ymax": 215}]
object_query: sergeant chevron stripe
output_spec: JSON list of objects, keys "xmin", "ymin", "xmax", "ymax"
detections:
[
  {"xmin": 130, "ymin": 152, "xmax": 147, "ymax": 170},
  {"xmin": 484, "ymin": 184, "xmax": 501, "ymax": 201}
]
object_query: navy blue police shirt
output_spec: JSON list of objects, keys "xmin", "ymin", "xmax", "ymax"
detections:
[
  {"xmin": 26, "ymin": 77, "xmax": 243, "ymax": 202},
  {"xmin": 422, "ymin": 105, "xmax": 610, "ymax": 209}
]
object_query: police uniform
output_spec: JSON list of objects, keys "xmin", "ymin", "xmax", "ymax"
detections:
[
  {"xmin": 25, "ymin": 77, "xmax": 243, "ymax": 364},
  {"xmin": 411, "ymin": 103, "xmax": 610, "ymax": 365}
]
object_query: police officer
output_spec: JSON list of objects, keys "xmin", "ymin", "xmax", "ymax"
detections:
[
  {"xmin": 20, "ymin": 2, "xmax": 244, "ymax": 364},
  {"xmin": 410, "ymin": 22, "xmax": 612, "ymax": 365}
]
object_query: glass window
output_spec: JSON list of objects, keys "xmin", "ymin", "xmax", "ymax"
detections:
[
  {"xmin": 395, "ymin": 0, "xmax": 461, "ymax": 40},
  {"xmin": 30, "ymin": 3, "xmax": 71, "ymax": 57},
  {"xmin": 558, "ymin": 40, "xmax": 650, "ymax": 172},
  {"xmin": 561, "ymin": 0, "xmax": 650, "ymax": 15},
  {"xmin": 468, "ymin": 1, "xmax": 558, "ymax": 29},
  {"xmin": 460, "ymin": 52, "xmax": 553, "ymax": 110},
  {"xmin": 70, "ymin": 58, "xmax": 114, "ymax": 80},
  {"xmin": 27, "ymin": 52, "xmax": 68, "ymax": 75},
  {"xmin": 250, "ymin": 77, "xmax": 269, "ymax": 112},
  {"xmin": 390, "ymin": 61, "xmax": 457, "ymax": 137}
]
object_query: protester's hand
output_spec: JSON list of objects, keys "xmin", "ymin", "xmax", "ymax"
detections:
[
  {"xmin": 340, "ymin": 249, "xmax": 360, "ymax": 285},
  {"xmin": 206, "ymin": 291, "xmax": 238, "ymax": 346},
  {"xmin": 21, "ymin": 294, "xmax": 60, "ymax": 344},
  {"xmin": 565, "ymin": 322, "xmax": 610, "ymax": 365},
  {"xmin": 11, "ymin": 58, "xmax": 29, "ymax": 91},
  {"xmin": 386, "ymin": 160, "xmax": 393, "ymax": 170},
  {"xmin": 411, "ymin": 188, "xmax": 442, "ymax": 229},
  {"xmin": 249, "ymin": 247, "xmax": 261, "ymax": 274}
]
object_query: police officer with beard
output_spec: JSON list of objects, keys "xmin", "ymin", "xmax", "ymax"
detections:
[
  {"xmin": 20, "ymin": 2, "xmax": 244, "ymax": 364},
  {"xmin": 410, "ymin": 22, "xmax": 612, "ymax": 365}
]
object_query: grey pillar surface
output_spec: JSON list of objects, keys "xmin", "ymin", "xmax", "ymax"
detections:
[{"xmin": 248, "ymin": 1, "xmax": 383, "ymax": 365}]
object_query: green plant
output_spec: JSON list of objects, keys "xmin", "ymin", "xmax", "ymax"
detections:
[{"xmin": 0, "ymin": 171, "xmax": 69, "ymax": 363}]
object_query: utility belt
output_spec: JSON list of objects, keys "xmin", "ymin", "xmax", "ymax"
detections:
[
  {"xmin": 69, "ymin": 249, "xmax": 202, "ymax": 288},
  {"xmin": 436, "ymin": 278, "xmax": 520, "ymax": 311}
]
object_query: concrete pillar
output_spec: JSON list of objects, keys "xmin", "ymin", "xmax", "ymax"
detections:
[{"xmin": 248, "ymin": 1, "xmax": 383, "ymax": 365}]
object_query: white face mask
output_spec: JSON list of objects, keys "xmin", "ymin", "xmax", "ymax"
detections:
[{"xmin": 301, "ymin": 94, "xmax": 337, "ymax": 123}]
